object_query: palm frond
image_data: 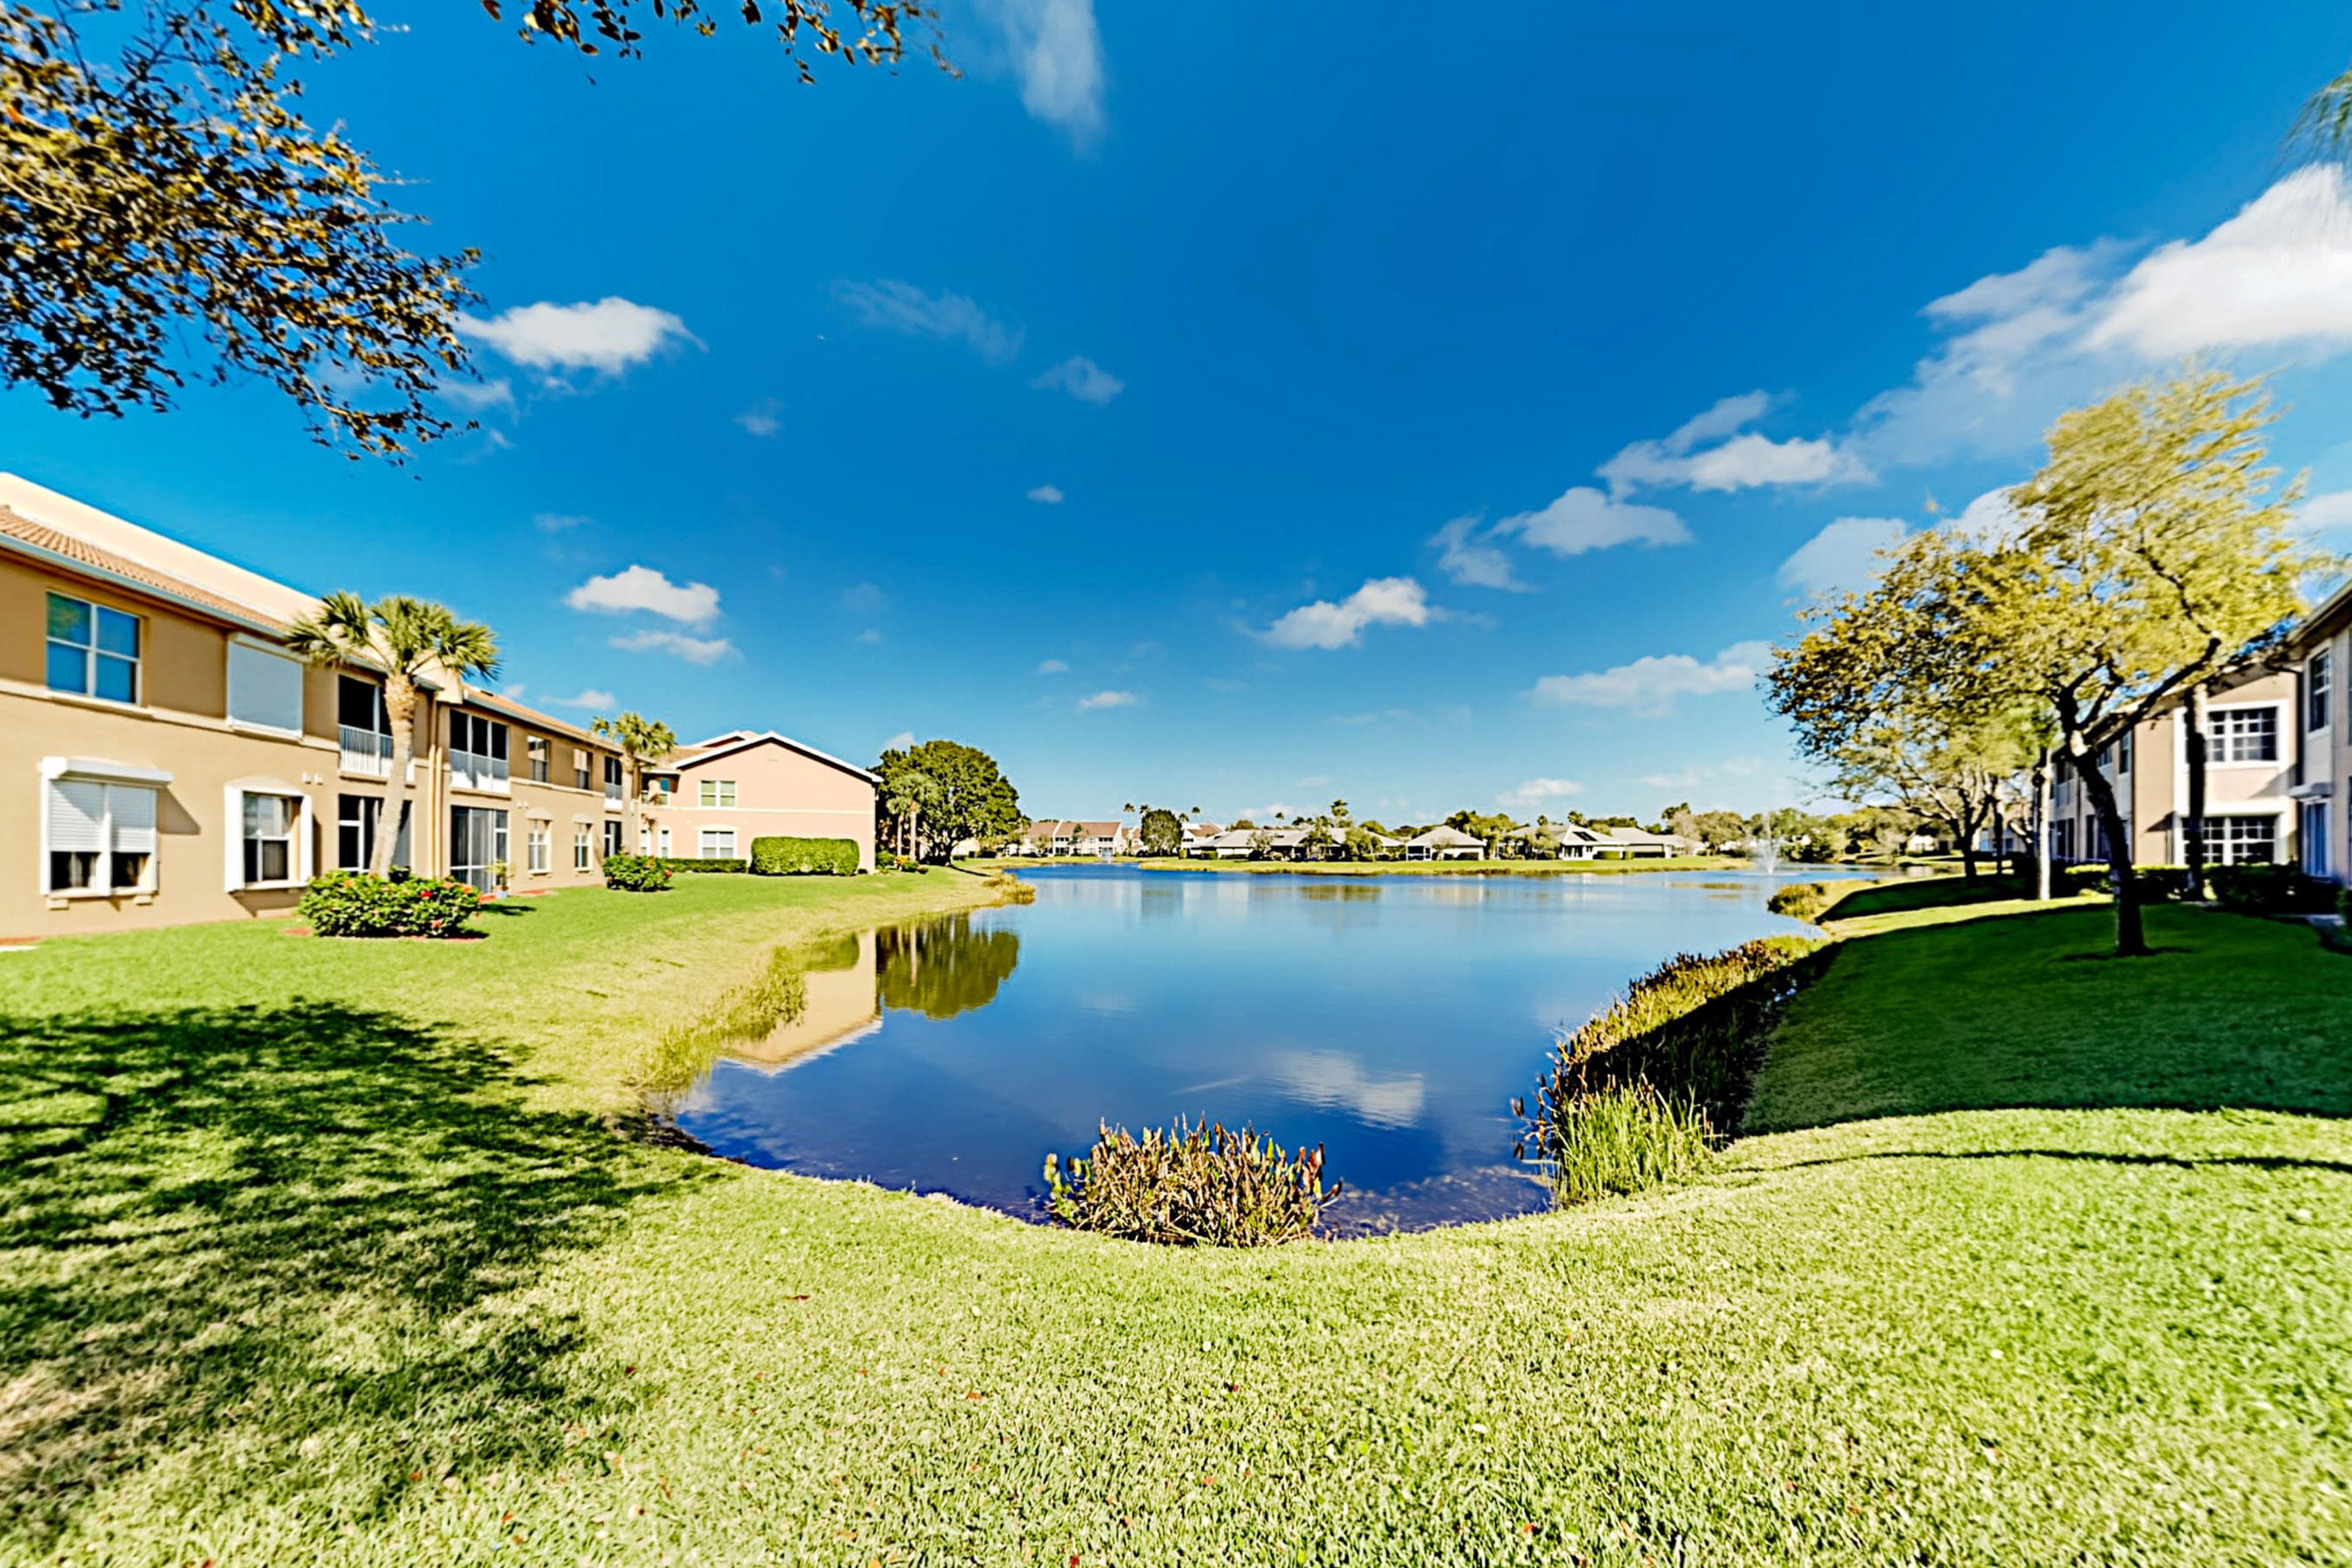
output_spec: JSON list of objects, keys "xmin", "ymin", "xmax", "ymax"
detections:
[{"xmin": 2292, "ymin": 65, "xmax": 2352, "ymax": 158}]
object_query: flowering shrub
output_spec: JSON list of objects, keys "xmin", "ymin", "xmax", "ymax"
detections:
[
  {"xmin": 298, "ymin": 871, "xmax": 483, "ymax": 938},
  {"xmin": 601, "ymin": 854, "xmax": 673, "ymax": 893},
  {"xmin": 1044, "ymin": 1120, "xmax": 1339, "ymax": 1246}
]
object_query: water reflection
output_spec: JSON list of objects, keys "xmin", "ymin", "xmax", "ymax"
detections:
[{"xmin": 877, "ymin": 915, "xmax": 1022, "ymax": 1020}]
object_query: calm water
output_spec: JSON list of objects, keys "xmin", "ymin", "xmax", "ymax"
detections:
[{"xmin": 671, "ymin": 864, "xmax": 1853, "ymax": 1233}]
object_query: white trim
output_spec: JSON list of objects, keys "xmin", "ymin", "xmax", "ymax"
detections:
[
  {"xmin": 663, "ymin": 730, "xmax": 879, "ymax": 784},
  {"xmin": 222, "ymin": 780, "xmax": 312, "ymax": 892}
]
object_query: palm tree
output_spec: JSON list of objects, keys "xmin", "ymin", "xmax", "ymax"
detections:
[
  {"xmin": 287, "ymin": 593, "xmax": 499, "ymax": 877},
  {"xmin": 591, "ymin": 711, "xmax": 678, "ymax": 855}
]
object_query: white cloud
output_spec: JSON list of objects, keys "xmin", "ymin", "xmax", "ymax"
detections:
[
  {"xmin": 855, "ymin": 628, "xmax": 883, "ymax": 645},
  {"xmin": 610, "ymin": 629, "xmax": 737, "ymax": 665},
  {"xmin": 534, "ymin": 511, "xmax": 590, "ymax": 534},
  {"xmin": 566, "ymin": 565, "xmax": 721, "ymax": 626},
  {"xmin": 735, "ymin": 398, "xmax": 783, "ymax": 438},
  {"xmin": 833, "ymin": 280, "xmax": 1024, "ymax": 364},
  {"xmin": 983, "ymin": 0, "xmax": 1105, "ymax": 143},
  {"xmin": 2092, "ymin": 166, "xmax": 2352, "ymax": 358},
  {"xmin": 1261, "ymin": 577, "xmax": 1434, "ymax": 650},
  {"xmin": 458, "ymin": 297, "xmax": 695, "ymax": 374},
  {"xmin": 1430, "ymin": 515, "xmax": 1524, "ymax": 589},
  {"xmin": 1778, "ymin": 516, "xmax": 1907, "ymax": 597},
  {"xmin": 1494, "ymin": 486, "xmax": 1689, "ymax": 556},
  {"xmin": 1603, "ymin": 429, "xmax": 1871, "ymax": 495},
  {"xmin": 502, "ymin": 682, "xmax": 526, "ymax": 701},
  {"xmin": 1031, "ymin": 355, "xmax": 1124, "ymax": 404},
  {"xmin": 1035, "ymin": 658, "xmax": 1070, "ymax": 675},
  {"xmin": 1027, "ymin": 483, "xmax": 1066, "ymax": 504},
  {"xmin": 1528, "ymin": 640, "xmax": 1772, "ymax": 717},
  {"xmin": 1499, "ymin": 777, "xmax": 1584, "ymax": 808},
  {"xmin": 1947, "ymin": 486, "xmax": 2030, "ymax": 546},
  {"xmin": 1077, "ymin": 688, "xmax": 1138, "ymax": 710},
  {"xmin": 2297, "ymin": 489, "xmax": 2352, "ymax": 542},
  {"xmin": 881, "ymin": 730, "xmax": 915, "ymax": 752},
  {"xmin": 1266, "ymin": 1051, "xmax": 1424, "ymax": 1129},
  {"xmin": 441, "ymin": 377, "xmax": 515, "ymax": 411},
  {"xmin": 842, "ymin": 581, "xmax": 889, "ymax": 614},
  {"xmin": 544, "ymin": 688, "xmax": 616, "ymax": 710}
]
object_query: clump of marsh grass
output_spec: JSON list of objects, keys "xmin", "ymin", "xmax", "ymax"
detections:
[
  {"xmin": 982, "ymin": 870, "xmax": 1037, "ymax": 904},
  {"xmin": 1765, "ymin": 880, "xmax": 1834, "ymax": 924},
  {"xmin": 1516, "ymin": 936, "xmax": 1828, "ymax": 1204},
  {"xmin": 1044, "ymin": 1120, "xmax": 1339, "ymax": 1245},
  {"xmin": 1544, "ymin": 1083, "xmax": 1714, "ymax": 1204}
]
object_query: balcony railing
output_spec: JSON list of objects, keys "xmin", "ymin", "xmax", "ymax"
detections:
[
  {"xmin": 339, "ymin": 725, "xmax": 392, "ymax": 778},
  {"xmin": 449, "ymin": 749, "xmax": 511, "ymax": 795}
]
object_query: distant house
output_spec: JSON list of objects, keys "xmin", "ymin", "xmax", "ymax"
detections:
[
  {"xmin": 1404, "ymin": 825, "xmax": 1484, "ymax": 861},
  {"xmin": 1012, "ymin": 818, "xmax": 1135, "ymax": 857},
  {"xmin": 1593, "ymin": 826, "xmax": 1700, "ymax": 858},
  {"xmin": 639, "ymin": 730, "xmax": 878, "ymax": 870}
]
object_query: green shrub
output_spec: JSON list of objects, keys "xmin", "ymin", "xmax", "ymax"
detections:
[
  {"xmin": 1044, "ymin": 1121, "xmax": 1340, "ymax": 1246},
  {"xmin": 601, "ymin": 853, "xmax": 673, "ymax": 893},
  {"xmin": 1545, "ymin": 1083, "xmax": 1714, "ymax": 1204},
  {"xmin": 749, "ymin": 836, "xmax": 860, "ymax": 876},
  {"xmin": 1766, "ymin": 881, "xmax": 1832, "ymax": 924},
  {"xmin": 1516, "ymin": 936, "xmax": 1828, "ymax": 1201},
  {"xmin": 654, "ymin": 856, "xmax": 748, "ymax": 874},
  {"xmin": 298, "ymin": 870, "xmax": 483, "ymax": 938},
  {"xmin": 2208, "ymin": 864, "xmax": 2337, "ymax": 916}
]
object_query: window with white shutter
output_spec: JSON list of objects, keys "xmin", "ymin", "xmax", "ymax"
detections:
[
  {"xmin": 43, "ymin": 779, "xmax": 160, "ymax": 893},
  {"xmin": 227, "ymin": 640, "xmax": 306, "ymax": 733}
]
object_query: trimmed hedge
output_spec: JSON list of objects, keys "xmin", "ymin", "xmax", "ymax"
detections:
[
  {"xmin": 299, "ymin": 871, "xmax": 484, "ymax": 937},
  {"xmin": 649, "ymin": 857, "xmax": 749, "ymax": 875},
  {"xmin": 2208, "ymin": 864, "xmax": 2338, "ymax": 916},
  {"xmin": 750, "ymin": 836, "xmax": 860, "ymax": 876},
  {"xmin": 600, "ymin": 854, "xmax": 673, "ymax": 893}
]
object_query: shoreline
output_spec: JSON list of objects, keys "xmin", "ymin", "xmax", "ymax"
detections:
[{"xmin": 969, "ymin": 854, "xmax": 1774, "ymax": 877}]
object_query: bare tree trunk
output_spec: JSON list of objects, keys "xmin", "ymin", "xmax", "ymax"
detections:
[
  {"xmin": 371, "ymin": 675, "xmax": 416, "ymax": 878},
  {"xmin": 2071, "ymin": 746, "xmax": 2147, "ymax": 956},
  {"xmin": 2032, "ymin": 751, "xmax": 2052, "ymax": 902},
  {"xmin": 2184, "ymin": 684, "xmax": 2210, "ymax": 901}
]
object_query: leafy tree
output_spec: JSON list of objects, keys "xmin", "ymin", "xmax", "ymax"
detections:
[
  {"xmin": 872, "ymin": 740, "xmax": 1023, "ymax": 863},
  {"xmin": 1951, "ymin": 369, "xmax": 2319, "ymax": 954},
  {"xmin": 1299, "ymin": 820, "xmax": 1336, "ymax": 860},
  {"xmin": 1343, "ymin": 824, "xmax": 1380, "ymax": 861},
  {"xmin": 1246, "ymin": 828, "xmax": 1275, "ymax": 860},
  {"xmin": 1138, "ymin": 807, "xmax": 1184, "ymax": 856},
  {"xmin": 1770, "ymin": 532, "xmax": 2041, "ymax": 879},
  {"xmin": 1445, "ymin": 809, "xmax": 1516, "ymax": 857},
  {"xmin": 591, "ymin": 711, "xmax": 676, "ymax": 855},
  {"xmin": 1231, "ymin": 817, "xmax": 1257, "ymax": 830},
  {"xmin": 5, "ymin": 0, "xmax": 942, "ymax": 458},
  {"xmin": 286, "ymin": 593, "xmax": 498, "ymax": 876}
]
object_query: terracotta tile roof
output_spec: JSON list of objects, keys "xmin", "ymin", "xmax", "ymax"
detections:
[{"xmin": 0, "ymin": 505, "xmax": 294, "ymax": 634}]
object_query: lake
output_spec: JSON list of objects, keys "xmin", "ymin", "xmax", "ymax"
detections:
[{"xmin": 669, "ymin": 864, "xmax": 1850, "ymax": 1234}]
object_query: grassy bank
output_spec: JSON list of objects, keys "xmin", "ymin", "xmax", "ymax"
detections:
[{"xmin": 4, "ymin": 879, "xmax": 2348, "ymax": 1563}]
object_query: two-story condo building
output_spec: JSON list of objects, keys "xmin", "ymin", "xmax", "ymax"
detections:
[
  {"xmin": 2284, "ymin": 579, "xmax": 2348, "ymax": 884},
  {"xmin": 638, "ymin": 730, "xmax": 878, "ymax": 871},
  {"xmin": 2, "ymin": 476, "xmax": 634, "ymax": 937}
]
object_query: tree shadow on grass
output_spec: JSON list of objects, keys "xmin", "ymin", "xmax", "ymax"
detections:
[{"xmin": 0, "ymin": 1001, "xmax": 705, "ymax": 1551}]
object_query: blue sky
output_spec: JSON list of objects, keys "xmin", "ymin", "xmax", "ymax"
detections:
[{"xmin": 13, "ymin": 2, "xmax": 2352, "ymax": 824}]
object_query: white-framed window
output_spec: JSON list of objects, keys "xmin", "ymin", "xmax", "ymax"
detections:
[
  {"xmin": 699, "ymin": 779, "xmax": 737, "ymax": 808},
  {"xmin": 605, "ymin": 820, "xmax": 626, "ymax": 857},
  {"xmin": 2207, "ymin": 814, "xmax": 2278, "ymax": 866},
  {"xmin": 573, "ymin": 826, "xmax": 592, "ymax": 871},
  {"xmin": 2311, "ymin": 649, "xmax": 2335, "ymax": 733},
  {"xmin": 657, "ymin": 826, "xmax": 672, "ymax": 855},
  {"xmin": 699, "ymin": 827, "xmax": 735, "ymax": 859},
  {"xmin": 2117, "ymin": 729, "xmax": 2131, "ymax": 773},
  {"xmin": 528, "ymin": 735, "xmax": 550, "ymax": 782},
  {"xmin": 2209, "ymin": 705, "xmax": 2278, "ymax": 764},
  {"xmin": 239, "ymin": 793, "xmax": 302, "ymax": 886},
  {"xmin": 226, "ymin": 637, "xmax": 304, "ymax": 734},
  {"xmin": 42, "ymin": 777, "xmax": 159, "ymax": 895},
  {"xmin": 526, "ymin": 822, "xmax": 550, "ymax": 874},
  {"xmin": 449, "ymin": 805, "xmax": 508, "ymax": 892},
  {"xmin": 604, "ymin": 756, "xmax": 625, "ymax": 802},
  {"xmin": 46, "ymin": 592, "xmax": 141, "ymax": 704},
  {"xmin": 573, "ymin": 748, "xmax": 593, "ymax": 790}
]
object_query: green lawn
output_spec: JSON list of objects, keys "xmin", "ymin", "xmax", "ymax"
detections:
[{"xmin": 4, "ymin": 881, "xmax": 2348, "ymax": 1564}]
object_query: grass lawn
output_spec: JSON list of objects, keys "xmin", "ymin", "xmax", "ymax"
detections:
[{"xmin": 4, "ymin": 880, "xmax": 2348, "ymax": 1564}]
